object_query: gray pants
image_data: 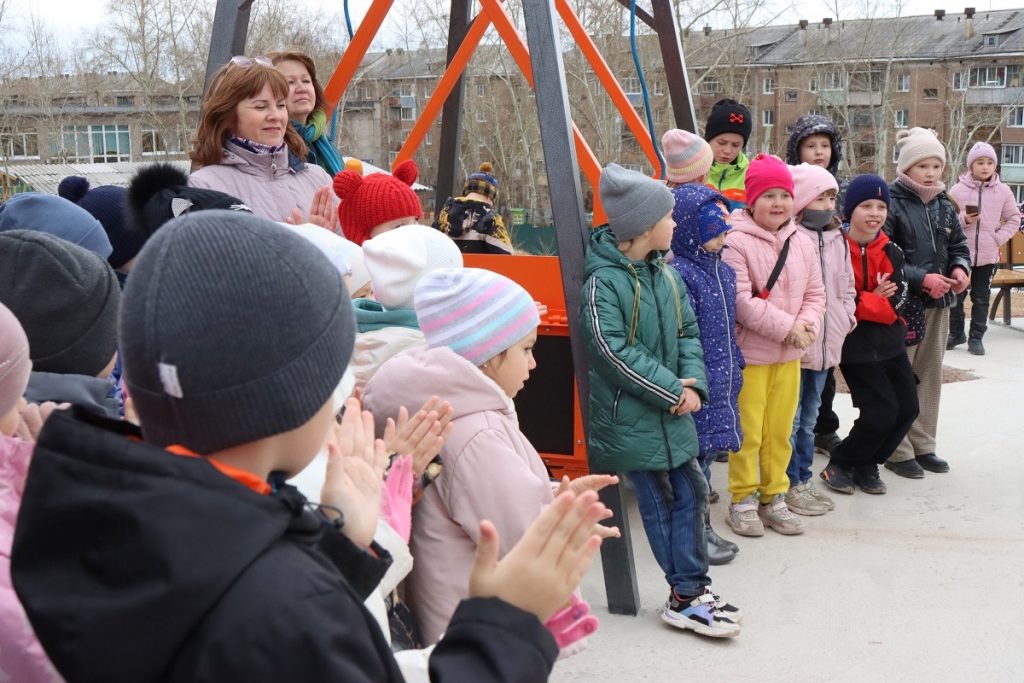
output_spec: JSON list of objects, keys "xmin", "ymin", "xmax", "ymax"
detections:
[{"xmin": 889, "ymin": 306, "xmax": 950, "ymax": 463}]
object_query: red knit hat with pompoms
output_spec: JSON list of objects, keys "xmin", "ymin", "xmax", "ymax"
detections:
[{"xmin": 333, "ymin": 159, "xmax": 422, "ymax": 245}]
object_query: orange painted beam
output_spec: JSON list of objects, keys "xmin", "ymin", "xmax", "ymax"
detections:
[{"xmin": 322, "ymin": 0, "xmax": 397, "ymax": 114}]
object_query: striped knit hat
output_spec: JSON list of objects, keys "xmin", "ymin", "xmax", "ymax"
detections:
[
  {"xmin": 662, "ymin": 129, "xmax": 713, "ymax": 184},
  {"xmin": 414, "ymin": 268, "xmax": 539, "ymax": 366},
  {"xmin": 462, "ymin": 162, "xmax": 499, "ymax": 202}
]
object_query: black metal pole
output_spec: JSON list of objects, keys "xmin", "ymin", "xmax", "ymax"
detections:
[
  {"xmin": 521, "ymin": 0, "xmax": 640, "ymax": 616},
  {"xmin": 204, "ymin": 0, "xmax": 254, "ymax": 94},
  {"xmin": 650, "ymin": 0, "xmax": 698, "ymax": 132},
  {"xmin": 434, "ymin": 1, "xmax": 474, "ymax": 217}
]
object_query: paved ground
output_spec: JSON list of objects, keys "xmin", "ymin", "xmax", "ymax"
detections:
[{"xmin": 552, "ymin": 320, "xmax": 1024, "ymax": 683}]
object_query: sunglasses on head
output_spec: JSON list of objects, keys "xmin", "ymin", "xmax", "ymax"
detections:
[{"xmin": 230, "ymin": 55, "xmax": 273, "ymax": 69}]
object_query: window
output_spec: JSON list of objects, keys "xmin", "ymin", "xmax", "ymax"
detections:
[
  {"xmin": 1008, "ymin": 184, "xmax": 1024, "ymax": 204},
  {"xmin": 52, "ymin": 124, "xmax": 131, "ymax": 163},
  {"xmin": 808, "ymin": 77, "xmax": 818, "ymax": 93},
  {"xmin": 784, "ymin": 90, "xmax": 798, "ymax": 102},
  {"xmin": 400, "ymin": 107, "xmax": 416, "ymax": 121},
  {"xmin": 359, "ymin": 86, "xmax": 372, "ymax": 100},
  {"xmin": 422, "ymin": 83, "xmax": 432, "ymax": 99},
  {"xmin": 115, "ymin": 94, "xmax": 134, "ymax": 107},
  {"xmin": 821, "ymin": 71, "xmax": 845, "ymax": 91},
  {"xmin": 1007, "ymin": 106, "xmax": 1024, "ymax": 127},
  {"xmin": 476, "ymin": 83, "xmax": 486, "ymax": 97},
  {"xmin": 142, "ymin": 129, "xmax": 168, "ymax": 156},
  {"xmin": 697, "ymin": 76, "xmax": 722, "ymax": 95},
  {"xmin": 762, "ymin": 109, "xmax": 775, "ymax": 126},
  {"xmin": 923, "ymin": 88, "xmax": 938, "ymax": 99},
  {"xmin": 849, "ymin": 71, "xmax": 882, "ymax": 92},
  {"xmin": 389, "ymin": 151, "xmax": 399, "ymax": 165},
  {"xmin": 985, "ymin": 34, "xmax": 1000, "ymax": 47},
  {"xmin": 475, "ymin": 110, "xmax": 487, "ymax": 123},
  {"xmin": 894, "ymin": 109, "xmax": 908, "ymax": 128},
  {"xmin": 896, "ymin": 73, "xmax": 911, "ymax": 92},
  {"xmin": 1003, "ymin": 144, "xmax": 1024, "ymax": 165},
  {"xmin": 654, "ymin": 108, "xmax": 664, "ymax": 124},
  {"xmin": 968, "ymin": 66, "xmax": 1007, "ymax": 88},
  {"xmin": 425, "ymin": 131, "xmax": 433, "ymax": 145},
  {"xmin": 623, "ymin": 77, "xmax": 640, "ymax": 94},
  {"xmin": 762, "ymin": 76, "xmax": 775, "ymax": 94},
  {"xmin": 893, "ymin": 145, "xmax": 900, "ymax": 164},
  {"xmin": 653, "ymin": 80, "xmax": 664, "ymax": 96},
  {"xmin": 398, "ymin": 83, "xmax": 414, "ymax": 97},
  {"xmin": 0, "ymin": 129, "xmax": 39, "ymax": 159}
]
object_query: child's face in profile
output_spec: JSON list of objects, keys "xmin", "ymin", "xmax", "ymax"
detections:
[
  {"xmin": 650, "ymin": 210, "xmax": 675, "ymax": 252},
  {"xmin": 709, "ymin": 133, "xmax": 744, "ymax": 165},
  {"xmin": 481, "ymin": 330, "xmax": 538, "ymax": 399},
  {"xmin": 906, "ymin": 158, "xmax": 944, "ymax": 186},
  {"xmin": 799, "ymin": 134, "xmax": 832, "ymax": 168},
  {"xmin": 804, "ymin": 191, "xmax": 837, "ymax": 213},
  {"xmin": 971, "ymin": 157, "xmax": 996, "ymax": 182},
  {"xmin": 751, "ymin": 189, "xmax": 794, "ymax": 232},
  {"xmin": 702, "ymin": 202, "xmax": 730, "ymax": 253}
]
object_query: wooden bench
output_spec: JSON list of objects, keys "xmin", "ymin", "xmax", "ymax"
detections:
[{"xmin": 989, "ymin": 268, "xmax": 1024, "ymax": 325}]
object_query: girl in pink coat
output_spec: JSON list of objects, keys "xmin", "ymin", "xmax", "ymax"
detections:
[
  {"xmin": 947, "ymin": 142, "xmax": 1023, "ymax": 355},
  {"xmin": 721, "ymin": 155, "xmax": 825, "ymax": 538}
]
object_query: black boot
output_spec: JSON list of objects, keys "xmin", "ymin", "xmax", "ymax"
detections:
[
  {"xmin": 946, "ymin": 332, "xmax": 967, "ymax": 350},
  {"xmin": 968, "ymin": 338, "xmax": 985, "ymax": 355},
  {"xmin": 706, "ymin": 513, "xmax": 738, "ymax": 557},
  {"xmin": 948, "ymin": 295, "xmax": 967, "ymax": 349}
]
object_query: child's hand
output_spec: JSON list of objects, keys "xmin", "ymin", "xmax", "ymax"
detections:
[
  {"xmin": 535, "ymin": 301, "xmax": 549, "ymax": 318},
  {"xmin": 383, "ymin": 396, "xmax": 454, "ymax": 477},
  {"xmin": 671, "ymin": 388, "xmax": 702, "ymax": 415},
  {"xmin": 14, "ymin": 399, "xmax": 67, "ymax": 442},
  {"xmin": 964, "ymin": 213, "xmax": 978, "ymax": 226},
  {"xmin": 873, "ymin": 273, "xmax": 898, "ymax": 298},
  {"xmin": 321, "ymin": 397, "xmax": 389, "ymax": 548},
  {"xmin": 949, "ymin": 268, "xmax": 969, "ymax": 294},
  {"xmin": 921, "ymin": 273, "xmax": 952, "ymax": 298},
  {"xmin": 380, "ymin": 454, "xmax": 414, "ymax": 543},
  {"xmin": 553, "ymin": 475, "xmax": 622, "ymax": 539},
  {"xmin": 468, "ymin": 490, "xmax": 607, "ymax": 623},
  {"xmin": 285, "ymin": 186, "xmax": 338, "ymax": 232},
  {"xmin": 670, "ymin": 378, "xmax": 699, "ymax": 414}
]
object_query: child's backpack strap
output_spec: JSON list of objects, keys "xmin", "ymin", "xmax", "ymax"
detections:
[
  {"xmin": 658, "ymin": 262, "xmax": 685, "ymax": 336},
  {"xmin": 754, "ymin": 234, "xmax": 794, "ymax": 299}
]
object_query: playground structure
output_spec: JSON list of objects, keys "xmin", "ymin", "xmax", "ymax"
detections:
[{"xmin": 204, "ymin": 0, "xmax": 698, "ymax": 615}]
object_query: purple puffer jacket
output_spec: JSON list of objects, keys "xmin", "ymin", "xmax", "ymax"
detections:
[
  {"xmin": 948, "ymin": 172, "xmax": 1022, "ymax": 267},
  {"xmin": 795, "ymin": 223, "xmax": 856, "ymax": 371}
]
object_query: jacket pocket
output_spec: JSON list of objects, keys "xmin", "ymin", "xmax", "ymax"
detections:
[{"xmin": 612, "ymin": 388, "xmax": 622, "ymax": 420}]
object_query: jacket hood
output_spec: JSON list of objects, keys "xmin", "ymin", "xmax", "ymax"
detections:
[
  {"xmin": 584, "ymin": 225, "xmax": 663, "ymax": 278},
  {"xmin": 729, "ymin": 208, "xmax": 797, "ymax": 243},
  {"xmin": 23, "ymin": 371, "xmax": 120, "ymax": 418},
  {"xmin": 353, "ymin": 298, "xmax": 420, "ymax": 332},
  {"xmin": 11, "ymin": 407, "xmax": 321, "ymax": 682},
  {"xmin": 670, "ymin": 185, "xmax": 730, "ymax": 263},
  {"xmin": 362, "ymin": 345, "xmax": 514, "ymax": 436},
  {"xmin": 222, "ymin": 139, "xmax": 305, "ymax": 177},
  {"xmin": 785, "ymin": 115, "xmax": 843, "ymax": 177},
  {"xmin": 956, "ymin": 171, "xmax": 1003, "ymax": 190}
]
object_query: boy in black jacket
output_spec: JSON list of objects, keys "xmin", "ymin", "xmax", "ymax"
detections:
[{"xmin": 11, "ymin": 210, "xmax": 606, "ymax": 683}]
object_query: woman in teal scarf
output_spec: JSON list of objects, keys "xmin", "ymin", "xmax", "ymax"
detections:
[{"xmin": 270, "ymin": 50, "xmax": 345, "ymax": 176}]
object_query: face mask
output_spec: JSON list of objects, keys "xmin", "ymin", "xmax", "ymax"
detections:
[{"xmin": 800, "ymin": 208, "xmax": 834, "ymax": 231}]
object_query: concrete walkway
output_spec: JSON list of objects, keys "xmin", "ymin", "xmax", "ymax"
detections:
[{"xmin": 552, "ymin": 321, "xmax": 1024, "ymax": 683}]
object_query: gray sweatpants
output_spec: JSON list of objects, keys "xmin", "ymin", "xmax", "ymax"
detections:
[{"xmin": 889, "ymin": 306, "xmax": 950, "ymax": 463}]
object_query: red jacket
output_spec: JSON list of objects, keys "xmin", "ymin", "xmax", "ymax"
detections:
[{"xmin": 841, "ymin": 230, "xmax": 909, "ymax": 364}]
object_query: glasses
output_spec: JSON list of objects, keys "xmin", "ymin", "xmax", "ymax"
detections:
[{"xmin": 230, "ymin": 55, "xmax": 273, "ymax": 69}]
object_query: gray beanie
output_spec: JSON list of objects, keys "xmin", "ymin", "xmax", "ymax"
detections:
[
  {"xmin": 599, "ymin": 163, "xmax": 675, "ymax": 242},
  {"xmin": 0, "ymin": 230, "xmax": 120, "ymax": 377},
  {"xmin": 120, "ymin": 210, "xmax": 356, "ymax": 454}
]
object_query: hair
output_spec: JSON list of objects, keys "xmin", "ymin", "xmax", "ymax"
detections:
[
  {"xmin": 190, "ymin": 60, "xmax": 308, "ymax": 168},
  {"xmin": 268, "ymin": 50, "xmax": 329, "ymax": 117}
]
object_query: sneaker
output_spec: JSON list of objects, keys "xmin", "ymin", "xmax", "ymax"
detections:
[
  {"xmin": 852, "ymin": 464, "xmax": 886, "ymax": 494},
  {"xmin": 885, "ymin": 459, "xmax": 925, "ymax": 479},
  {"xmin": 946, "ymin": 332, "xmax": 967, "ymax": 350},
  {"xmin": 725, "ymin": 496, "xmax": 764, "ymax": 537},
  {"xmin": 784, "ymin": 482, "xmax": 829, "ymax": 516},
  {"xmin": 968, "ymin": 339, "xmax": 985, "ymax": 355},
  {"xmin": 705, "ymin": 588, "xmax": 743, "ymax": 624},
  {"xmin": 807, "ymin": 481, "xmax": 835, "ymax": 510},
  {"xmin": 758, "ymin": 495, "xmax": 804, "ymax": 535},
  {"xmin": 915, "ymin": 453, "xmax": 950, "ymax": 473},
  {"xmin": 661, "ymin": 590, "xmax": 740, "ymax": 638},
  {"xmin": 813, "ymin": 432, "xmax": 842, "ymax": 455},
  {"xmin": 819, "ymin": 462, "xmax": 856, "ymax": 494}
]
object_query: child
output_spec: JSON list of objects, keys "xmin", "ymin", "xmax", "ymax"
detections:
[
  {"xmin": 581, "ymin": 163, "xmax": 741, "ymax": 638},
  {"xmin": 819, "ymin": 175, "xmax": 920, "ymax": 495},
  {"xmin": 351, "ymin": 224, "xmax": 463, "ymax": 385},
  {"xmin": 948, "ymin": 142, "xmax": 1022, "ymax": 355},
  {"xmin": 335, "ymin": 159, "xmax": 423, "ymax": 244},
  {"xmin": 704, "ymin": 99, "xmax": 752, "ymax": 209},
  {"xmin": 0, "ymin": 192, "xmax": 113, "ymax": 259},
  {"xmin": 883, "ymin": 128, "xmax": 970, "ymax": 479},
  {"xmin": 11, "ymin": 210, "xmax": 608, "ymax": 682},
  {"xmin": 58, "ymin": 176, "xmax": 144, "ymax": 280},
  {"xmin": 668, "ymin": 184, "xmax": 742, "ymax": 566},
  {"xmin": 721, "ymin": 154, "xmax": 825, "ymax": 536},
  {"xmin": 662, "ymin": 129, "xmax": 714, "ymax": 188},
  {"xmin": 364, "ymin": 267, "xmax": 617, "ymax": 646},
  {"xmin": 0, "ymin": 231, "xmax": 121, "ymax": 417},
  {"xmin": 433, "ymin": 162, "xmax": 514, "ymax": 254},
  {"xmin": 784, "ymin": 164, "xmax": 856, "ymax": 516}
]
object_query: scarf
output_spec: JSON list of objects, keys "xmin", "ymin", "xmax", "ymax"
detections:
[
  {"xmin": 228, "ymin": 136, "xmax": 285, "ymax": 155},
  {"xmin": 896, "ymin": 172, "xmax": 946, "ymax": 205},
  {"xmin": 293, "ymin": 109, "xmax": 344, "ymax": 175}
]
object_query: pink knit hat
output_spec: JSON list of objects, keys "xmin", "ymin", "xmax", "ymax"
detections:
[
  {"xmin": 0, "ymin": 302, "xmax": 32, "ymax": 419},
  {"xmin": 662, "ymin": 129, "xmax": 713, "ymax": 184},
  {"xmin": 895, "ymin": 127, "xmax": 945, "ymax": 173},
  {"xmin": 790, "ymin": 163, "xmax": 839, "ymax": 215},
  {"xmin": 966, "ymin": 141, "xmax": 997, "ymax": 169},
  {"xmin": 745, "ymin": 154, "xmax": 794, "ymax": 206},
  {"xmin": 414, "ymin": 268, "xmax": 539, "ymax": 366}
]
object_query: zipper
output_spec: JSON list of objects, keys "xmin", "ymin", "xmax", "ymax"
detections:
[
  {"xmin": 974, "ymin": 185, "xmax": 983, "ymax": 267},
  {"xmin": 860, "ymin": 244, "xmax": 870, "ymax": 296},
  {"xmin": 714, "ymin": 257, "xmax": 742, "ymax": 447},
  {"xmin": 649, "ymin": 265, "xmax": 676, "ymax": 463},
  {"xmin": 612, "ymin": 388, "xmax": 622, "ymax": 419},
  {"xmin": 818, "ymin": 230, "xmax": 828, "ymax": 371}
]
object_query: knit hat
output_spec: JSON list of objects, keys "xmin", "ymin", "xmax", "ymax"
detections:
[
  {"xmin": 704, "ymin": 99, "xmax": 752, "ymax": 146},
  {"xmin": 790, "ymin": 163, "xmax": 839, "ymax": 215},
  {"xmin": 662, "ymin": 129, "xmax": 714, "ymax": 184},
  {"xmin": 967, "ymin": 141, "xmax": 997, "ymax": 169},
  {"xmin": 744, "ymin": 154, "xmax": 794, "ymax": 206},
  {"xmin": 127, "ymin": 163, "xmax": 253, "ymax": 239},
  {"xmin": 895, "ymin": 127, "xmax": 945, "ymax": 173},
  {"xmin": 463, "ymin": 162, "xmax": 499, "ymax": 202},
  {"xmin": 362, "ymin": 224, "xmax": 464, "ymax": 310},
  {"xmin": 669, "ymin": 185, "xmax": 731, "ymax": 256},
  {"xmin": 334, "ymin": 159, "xmax": 422, "ymax": 245},
  {"xmin": 784, "ymin": 114, "xmax": 844, "ymax": 177},
  {"xmin": 120, "ymin": 210, "xmax": 355, "ymax": 454},
  {"xmin": 0, "ymin": 231, "xmax": 120, "ymax": 377},
  {"xmin": 599, "ymin": 163, "xmax": 675, "ymax": 242},
  {"xmin": 842, "ymin": 174, "xmax": 890, "ymax": 222},
  {"xmin": 0, "ymin": 192, "xmax": 112, "ymax": 259},
  {"xmin": 415, "ymin": 268, "xmax": 539, "ymax": 366},
  {"xmin": 0, "ymin": 302, "xmax": 32, "ymax": 419},
  {"xmin": 58, "ymin": 177, "xmax": 143, "ymax": 269}
]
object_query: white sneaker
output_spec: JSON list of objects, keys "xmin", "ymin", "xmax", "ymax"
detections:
[
  {"xmin": 725, "ymin": 496, "xmax": 764, "ymax": 537},
  {"xmin": 758, "ymin": 494, "xmax": 804, "ymax": 535},
  {"xmin": 785, "ymin": 483, "xmax": 829, "ymax": 516}
]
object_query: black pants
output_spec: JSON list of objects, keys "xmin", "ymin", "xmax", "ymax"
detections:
[
  {"xmin": 832, "ymin": 355, "xmax": 919, "ymax": 469},
  {"xmin": 813, "ymin": 367, "xmax": 839, "ymax": 435},
  {"xmin": 949, "ymin": 263, "xmax": 996, "ymax": 341}
]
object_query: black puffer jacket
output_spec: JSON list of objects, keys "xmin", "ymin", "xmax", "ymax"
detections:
[{"xmin": 883, "ymin": 181, "xmax": 971, "ymax": 309}]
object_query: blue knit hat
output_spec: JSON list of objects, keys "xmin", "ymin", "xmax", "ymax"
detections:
[
  {"xmin": 0, "ymin": 192, "xmax": 112, "ymax": 259},
  {"xmin": 670, "ymin": 184, "xmax": 730, "ymax": 256},
  {"xmin": 843, "ymin": 174, "xmax": 890, "ymax": 222},
  {"xmin": 59, "ymin": 176, "xmax": 145, "ymax": 269}
]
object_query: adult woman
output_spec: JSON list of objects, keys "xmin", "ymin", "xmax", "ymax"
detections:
[
  {"xmin": 188, "ymin": 55, "xmax": 336, "ymax": 228},
  {"xmin": 270, "ymin": 50, "xmax": 345, "ymax": 176}
]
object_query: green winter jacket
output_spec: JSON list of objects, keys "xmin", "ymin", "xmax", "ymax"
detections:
[
  {"xmin": 706, "ymin": 151, "xmax": 749, "ymax": 209},
  {"xmin": 579, "ymin": 226, "xmax": 709, "ymax": 473}
]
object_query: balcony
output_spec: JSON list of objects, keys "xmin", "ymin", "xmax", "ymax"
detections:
[
  {"xmin": 818, "ymin": 91, "xmax": 883, "ymax": 107},
  {"xmin": 1001, "ymin": 163, "xmax": 1024, "ymax": 184}
]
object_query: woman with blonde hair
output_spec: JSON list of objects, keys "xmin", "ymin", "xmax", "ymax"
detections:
[
  {"xmin": 188, "ymin": 55, "xmax": 337, "ymax": 228},
  {"xmin": 270, "ymin": 50, "xmax": 345, "ymax": 176}
]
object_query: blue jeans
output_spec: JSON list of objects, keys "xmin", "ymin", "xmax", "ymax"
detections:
[
  {"xmin": 787, "ymin": 368, "xmax": 829, "ymax": 487},
  {"xmin": 626, "ymin": 459, "xmax": 710, "ymax": 597}
]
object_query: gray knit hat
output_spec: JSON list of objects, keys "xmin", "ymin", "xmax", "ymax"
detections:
[
  {"xmin": 0, "ymin": 230, "xmax": 120, "ymax": 377},
  {"xmin": 599, "ymin": 163, "xmax": 674, "ymax": 242},
  {"xmin": 120, "ymin": 210, "xmax": 356, "ymax": 454}
]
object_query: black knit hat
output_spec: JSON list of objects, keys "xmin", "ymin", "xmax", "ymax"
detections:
[
  {"xmin": 0, "ymin": 230, "xmax": 121, "ymax": 377},
  {"xmin": 58, "ymin": 176, "xmax": 145, "ymax": 269},
  {"xmin": 704, "ymin": 99, "xmax": 752, "ymax": 146},
  {"xmin": 127, "ymin": 163, "xmax": 252, "ymax": 239},
  {"xmin": 120, "ymin": 210, "xmax": 355, "ymax": 454}
]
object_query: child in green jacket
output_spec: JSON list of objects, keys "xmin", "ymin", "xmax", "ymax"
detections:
[{"xmin": 704, "ymin": 99, "xmax": 752, "ymax": 209}]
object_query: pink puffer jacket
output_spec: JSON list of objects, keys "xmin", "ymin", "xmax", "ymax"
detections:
[
  {"xmin": 722, "ymin": 211, "xmax": 826, "ymax": 366},
  {"xmin": 796, "ymin": 225, "xmax": 856, "ymax": 371},
  {"xmin": 949, "ymin": 172, "xmax": 1022, "ymax": 267}
]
